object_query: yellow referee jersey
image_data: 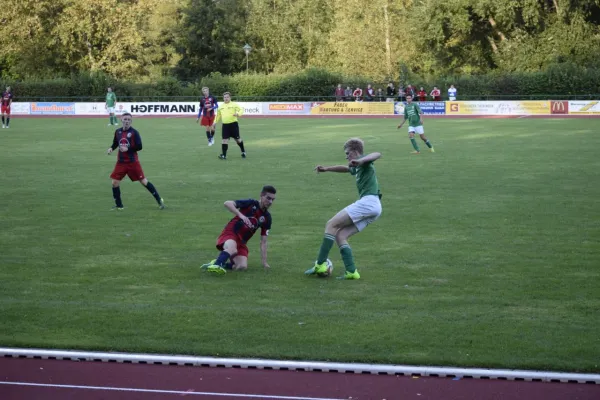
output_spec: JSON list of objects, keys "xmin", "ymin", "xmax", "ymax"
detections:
[{"xmin": 215, "ymin": 101, "xmax": 244, "ymax": 124}]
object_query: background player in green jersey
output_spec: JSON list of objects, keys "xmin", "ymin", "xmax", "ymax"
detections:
[
  {"xmin": 105, "ymin": 87, "xmax": 118, "ymax": 126},
  {"xmin": 397, "ymin": 94, "xmax": 434, "ymax": 154},
  {"xmin": 305, "ymin": 138, "xmax": 382, "ymax": 280}
]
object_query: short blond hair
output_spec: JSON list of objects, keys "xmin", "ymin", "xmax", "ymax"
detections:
[
  {"xmin": 202, "ymin": 86, "xmax": 209, "ymax": 91},
  {"xmin": 223, "ymin": 91, "xmax": 231, "ymax": 97},
  {"xmin": 344, "ymin": 138, "xmax": 364, "ymax": 154}
]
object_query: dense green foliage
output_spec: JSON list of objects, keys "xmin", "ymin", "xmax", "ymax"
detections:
[
  {"xmin": 2, "ymin": 64, "xmax": 600, "ymax": 101},
  {"xmin": 1, "ymin": 0, "xmax": 599, "ymax": 84}
]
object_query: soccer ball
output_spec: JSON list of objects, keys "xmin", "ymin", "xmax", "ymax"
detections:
[{"xmin": 317, "ymin": 259, "xmax": 334, "ymax": 278}]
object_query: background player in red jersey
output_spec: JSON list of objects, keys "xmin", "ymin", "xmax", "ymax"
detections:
[
  {"xmin": 2, "ymin": 86, "xmax": 13, "ymax": 129},
  {"xmin": 106, "ymin": 113, "xmax": 165, "ymax": 210},
  {"xmin": 201, "ymin": 185, "xmax": 276, "ymax": 274},
  {"xmin": 195, "ymin": 86, "xmax": 218, "ymax": 146}
]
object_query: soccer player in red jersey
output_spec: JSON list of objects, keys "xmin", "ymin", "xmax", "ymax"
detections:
[
  {"xmin": 201, "ymin": 186, "xmax": 276, "ymax": 274},
  {"xmin": 1, "ymin": 86, "xmax": 13, "ymax": 129},
  {"xmin": 106, "ymin": 113, "xmax": 165, "ymax": 210},
  {"xmin": 196, "ymin": 87, "xmax": 219, "ymax": 146}
]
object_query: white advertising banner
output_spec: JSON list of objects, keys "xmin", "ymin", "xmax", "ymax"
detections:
[
  {"xmin": 74, "ymin": 102, "xmax": 263, "ymax": 116},
  {"xmin": 568, "ymin": 100, "xmax": 600, "ymax": 114},
  {"xmin": 9, "ymin": 102, "xmax": 31, "ymax": 115}
]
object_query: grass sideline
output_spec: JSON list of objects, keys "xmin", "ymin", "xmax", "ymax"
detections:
[{"xmin": 0, "ymin": 117, "xmax": 599, "ymax": 373}]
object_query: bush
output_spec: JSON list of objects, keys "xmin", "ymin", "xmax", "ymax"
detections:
[{"xmin": 1, "ymin": 66, "xmax": 599, "ymax": 101}]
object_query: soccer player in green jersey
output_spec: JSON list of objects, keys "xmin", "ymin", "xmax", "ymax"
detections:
[
  {"xmin": 305, "ymin": 138, "xmax": 382, "ymax": 280},
  {"xmin": 105, "ymin": 87, "xmax": 118, "ymax": 126},
  {"xmin": 397, "ymin": 94, "xmax": 434, "ymax": 154}
]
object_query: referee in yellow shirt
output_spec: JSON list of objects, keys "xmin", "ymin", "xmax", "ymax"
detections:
[{"xmin": 213, "ymin": 92, "xmax": 246, "ymax": 160}]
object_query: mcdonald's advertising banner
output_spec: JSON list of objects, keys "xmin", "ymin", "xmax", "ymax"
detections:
[
  {"xmin": 445, "ymin": 101, "xmax": 551, "ymax": 115},
  {"xmin": 310, "ymin": 102, "xmax": 394, "ymax": 115},
  {"xmin": 568, "ymin": 100, "xmax": 600, "ymax": 114}
]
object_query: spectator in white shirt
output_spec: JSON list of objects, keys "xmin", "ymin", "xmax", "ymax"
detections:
[{"xmin": 448, "ymin": 85, "xmax": 457, "ymax": 101}]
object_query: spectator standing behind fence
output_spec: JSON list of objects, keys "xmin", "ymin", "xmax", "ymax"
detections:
[
  {"xmin": 397, "ymin": 86, "xmax": 405, "ymax": 102},
  {"xmin": 386, "ymin": 82, "xmax": 396, "ymax": 102},
  {"xmin": 417, "ymin": 87, "xmax": 427, "ymax": 102},
  {"xmin": 448, "ymin": 84, "xmax": 457, "ymax": 101},
  {"xmin": 335, "ymin": 84, "xmax": 344, "ymax": 101},
  {"xmin": 430, "ymin": 86, "xmax": 441, "ymax": 101},
  {"xmin": 405, "ymin": 84, "xmax": 416, "ymax": 99},
  {"xmin": 344, "ymin": 86, "xmax": 353, "ymax": 101},
  {"xmin": 364, "ymin": 84, "xmax": 375, "ymax": 102},
  {"xmin": 376, "ymin": 88, "xmax": 384, "ymax": 102},
  {"xmin": 353, "ymin": 87, "xmax": 363, "ymax": 101}
]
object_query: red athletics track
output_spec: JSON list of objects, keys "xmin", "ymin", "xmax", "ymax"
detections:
[{"xmin": 1, "ymin": 357, "xmax": 598, "ymax": 400}]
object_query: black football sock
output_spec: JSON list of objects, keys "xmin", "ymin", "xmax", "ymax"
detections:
[
  {"xmin": 237, "ymin": 140, "xmax": 245, "ymax": 152},
  {"xmin": 1, "ymin": 116, "xmax": 4, "ymax": 125},
  {"xmin": 112, "ymin": 187, "xmax": 123, "ymax": 208},
  {"xmin": 206, "ymin": 131, "xmax": 211, "ymax": 140},
  {"xmin": 145, "ymin": 182, "xmax": 162, "ymax": 203},
  {"xmin": 6, "ymin": 117, "xmax": 9, "ymax": 127},
  {"xmin": 221, "ymin": 143, "xmax": 228, "ymax": 157}
]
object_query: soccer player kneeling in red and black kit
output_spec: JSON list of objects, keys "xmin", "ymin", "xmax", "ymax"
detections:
[
  {"xmin": 106, "ymin": 113, "xmax": 165, "ymax": 210},
  {"xmin": 201, "ymin": 186, "xmax": 276, "ymax": 274}
]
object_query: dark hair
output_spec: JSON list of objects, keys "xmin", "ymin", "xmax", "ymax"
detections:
[
  {"xmin": 122, "ymin": 112, "xmax": 132, "ymax": 117},
  {"xmin": 262, "ymin": 185, "xmax": 276, "ymax": 195}
]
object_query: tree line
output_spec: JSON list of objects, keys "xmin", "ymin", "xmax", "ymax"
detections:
[{"xmin": 1, "ymin": 0, "xmax": 599, "ymax": 83}]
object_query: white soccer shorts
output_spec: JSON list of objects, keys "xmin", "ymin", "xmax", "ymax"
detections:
[
  {"xmin": 408, "ymin": 125, "xmax": 424, "ymax": 135},
  {"xmin": 344, "ymin": 195, "xmax": 382, "ymax": 232},
  {"xmin": 107, "ymin": 107, "xmax": 115, "ymax": 114}
]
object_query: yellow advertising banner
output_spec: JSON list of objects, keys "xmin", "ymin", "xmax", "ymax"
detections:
[
  {"xmin": 310, "ymin": 102, "xmax": 394, "ymax": 115},
  {"xmin": 446, "ymin": 101, "xmax": 550, "ymax": 115}
]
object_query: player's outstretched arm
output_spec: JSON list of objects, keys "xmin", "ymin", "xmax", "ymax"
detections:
[
  {"xmin": 314, "ymin": 165, "xmax": 350, "ymax": 173},
  {"xmin": 349, "ymin": 152, "xmax": 381, "ymax": 167},
  {"xmin": 224, "ymin": 200, "xmax": 253, "ymax": 227},
  {"xmin": 260, "ymin": 236, "xmax": 270, "ymax": 270}
]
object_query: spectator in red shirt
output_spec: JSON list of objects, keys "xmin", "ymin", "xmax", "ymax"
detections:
[
  {"xmin": 353, "ymin": 87, "xmax": 363, "ymax": 101},
  {"xmin": 430, "ymin": 86, "xmax": 441, "ymax": 101},
  {"xmin": 335, "ymin": 84, "xmax": 344, "ymax": 101},
  {"xmin": 417, "ymin": 87, "xmax": 427, "ymax": 102}
]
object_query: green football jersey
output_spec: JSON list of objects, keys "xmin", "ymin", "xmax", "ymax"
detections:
[
  {"xmin": 404, "ymin": 103, "xmax": 422, "ymax": 126},
  {"xmin": 349, "ymin": 156, "xmax": 381, "ymax": 199},
  {"xmin": 106, "ymin": 92, "xmax": 117, "ymax": 107}
]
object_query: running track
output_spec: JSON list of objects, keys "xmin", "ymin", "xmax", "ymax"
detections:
[{"xmin": 1, "ymin": 357, "xmax": 598, "ymax": 399}]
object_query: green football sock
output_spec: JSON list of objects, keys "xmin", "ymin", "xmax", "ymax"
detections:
[
  {"xmin": 410, "ymin": 138, "xmax": 420, "ymax": 151},
  {"xmin": 340, "ymin": 244, "xmax": 356, "ymax": 273},
  {"xmin": 317, "ymin": 233, "xmax": 335, "ymax": 264},
  {"xmin": 425, "ymin": 140, "xmax": 433, "ymax": 148},
  {"xmin": 109, "ymin": 116, "xmax": 113, "ymax": 124}
]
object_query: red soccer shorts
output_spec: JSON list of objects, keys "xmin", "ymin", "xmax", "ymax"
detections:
[
  {"xmin": 201, "ymin": 115, "xmax": 215, "ymax": 127},
  {"xmin": 110, "ymin": 161, "xmax": 145, "ymax": 182},
  {"xmin": 216, "ymin": 230, "xmax": 249, "ymax": 258},
  {"xmin": 1, "ymin": 105, "xmax": 10, "ymax": 115}
]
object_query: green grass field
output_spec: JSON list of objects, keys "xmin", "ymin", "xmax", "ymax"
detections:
[{"xmin": 1, "ymin": 116, "xmax": 599, "ymax": 373}]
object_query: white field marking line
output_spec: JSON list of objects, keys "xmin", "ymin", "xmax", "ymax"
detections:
[{"xmin": 0, "ymin": 381, "xmax": 347, "ymax": 400}]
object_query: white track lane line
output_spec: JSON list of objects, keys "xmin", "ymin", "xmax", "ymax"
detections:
[{"xmin": 0, "ymin": 381, "xmax": 347, "ymax": 400}]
